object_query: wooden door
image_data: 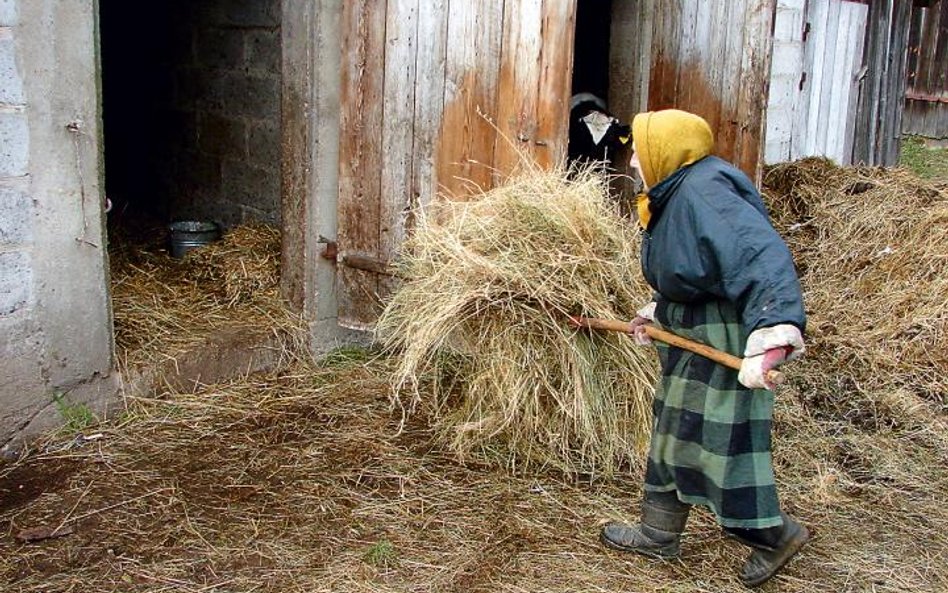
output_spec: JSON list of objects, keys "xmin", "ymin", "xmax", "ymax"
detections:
[
  {"xmin": 648, "ymin": 0, "xmax": 777, "ymax": 180},
  {"xmin": 336, "ymin": 0, "xmax": 577, "ymax": 329}
]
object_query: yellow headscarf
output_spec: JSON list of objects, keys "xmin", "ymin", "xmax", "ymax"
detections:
[{"xmin": 632, "ymin": 109, "xmax": 714, "ymax": 228}]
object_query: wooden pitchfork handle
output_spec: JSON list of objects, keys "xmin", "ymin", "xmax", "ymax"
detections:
[{"xmin": 570, "ymin": 316, "xmax": 785, "ymax": 386}]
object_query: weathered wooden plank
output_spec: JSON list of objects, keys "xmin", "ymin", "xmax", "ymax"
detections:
[
  {"xmin": 379, "ymin": 0, "xmax": 418, "ymax": 257},
  {"xmin": 802, "ymin": 0, "xmax": 827, "ymax": 156},
  {"xmin": 788, "ymin": 0, "xmax": 810, "ymax": 161},
  {"xmin": 765, "ymin": 0, "xmax": 806, "ymax": 163},
  {"xmin": 494, "ymin": 0, "xmax": 545, "ymax": 178},
  {"xmin": 675, "ymin": 0, "xmax": 701, "ymax": 111},
  {"xmin": 883, "ymin": 0, "xmax": 912, "ymax": 163},
  {"xmin": 609, "ymin": 0, "xmax": 652, "ymax": 118},
  {"xmin": 734, "ymin": 0, "xmax": 776, "ymax": 181},
  {"xmin": 534, "ymin": 0, "xmax": 576, "ymax": 168},
  {"xmin": 438, "ymin": 1, "xmax": 505, "ymax": 199},
  {"xmin": 702, "ymin": 0, "xmax": 729, "ymax": 138},
  {"xmin": 869, "ymin": 0, "xmax": 891, "ymax": 161},
  {"xmin": 648, "ymin": 1, "xmax": 682, "ymax": 110},
  {"xmin": 916, "ymin": 3, "xmax": 940, "ymax": 94},
  {"xmin": 841, "ymin": 1, "xmax": 869, "ymax": 163},
  {"xmin": 934, "ymin": 3, "xmax": 948, "ymax": 93},
  {"xmin": 902, "ymin": 1, "xmax": 947, "ymax": 139},
  {"xmin": 906, "ymin": 5, "xmax": 924, "ymax": 94},
  {"xmin": 411, "ymin": 0, "xmax": 448, "ymax": 213},
  {"xmin": 378, "ymin": 0, "xmax": 419, "ymax": 301},
  {"xmin": 817, "ymin": 0, "xmax": 851, "ymax": 162},
  {"xmin": 337, "ymin": 0, "xmax": 387, "ymax": 327},
  {"xmin": 716, "ymin": 0, "xmax": 744, "ymax": 166},
  {"xmin": 854, "ymin": 0, "xmax": 891, "ymax": 164}
]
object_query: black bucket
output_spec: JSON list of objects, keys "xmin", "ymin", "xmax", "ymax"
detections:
[{"xmin": 169, "ymin": 221, "xmax": 221, "ymax": 258}]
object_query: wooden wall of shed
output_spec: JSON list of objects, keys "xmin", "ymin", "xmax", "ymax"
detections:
[
  {"xmin": 335, "ymin": 0, "xmax": 577, "ymax": 328},
  {"xmin": 903, "ymin": 0, "xmax": 948, "ymax": 139},
  {"xmin": 852, "ymin": 0, "xmax": 913, "ymax": 165},
  {"xmin": 612, "ymin": 0, "xmax": 778, "ymax": 182},
  {"xmin": 765, "ymin": 0, "xmax": 868, "ymax": 165}
]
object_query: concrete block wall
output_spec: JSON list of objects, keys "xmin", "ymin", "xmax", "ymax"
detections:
[
  {"xmin": 164, "ymin": 0, "xmax": 283, "ymax": 228},
  {"xmin": 1, "ymin": 0, "xmax": 118, "ymax": 453}
]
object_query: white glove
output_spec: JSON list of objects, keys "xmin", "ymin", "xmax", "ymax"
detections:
[
  {"xmin": 629, "ymin": 302, "xmax": 656, "ymax": 346},
  {"xmin": 739, "ymin": 324, "xmax": 805, "ymax": 390},
  {"xmin": 744, "ymin": 324, "xmax": 805, "ymax": 360}
]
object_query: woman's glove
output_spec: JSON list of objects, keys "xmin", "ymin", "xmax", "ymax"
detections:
[
  {"xmin": 629, "ymin": 302, "xmax": 656, "ymax": 346},
  {"xmin": 738, "ymin": 324, "xmax": 805, "ymax": 390}
]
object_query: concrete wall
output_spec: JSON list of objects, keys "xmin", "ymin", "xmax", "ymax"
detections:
[
  {"xmin": 0, "ymin": 0, "xmax": 118, "ymax": 453},
  {"xmin": 281, "ymin": 0, "xmax": 369, "ymax": 355},
  {"xmin": 173, "ymin": 0, "xmax": 283, "ymax": 227},
  {"xmin": 101, "ymin": 0, "xmax": 283, "ymax": 228}
]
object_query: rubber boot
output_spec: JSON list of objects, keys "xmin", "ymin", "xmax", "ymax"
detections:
[
  {"xmin": 739, "ymin": 512, "xmax": 810, "ymax": 588},
  {"xmin": 600, "ymin": 497, "xmax": 691, "ymax": 559}
]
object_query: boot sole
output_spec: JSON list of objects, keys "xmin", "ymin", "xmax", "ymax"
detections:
[
  {"xmin": 740, "ymin": 524, "xmax": 811, "ymax": 588},
  {"xmin": 599, "ymin": 530, "xmax": 680, "ymax": 559}
]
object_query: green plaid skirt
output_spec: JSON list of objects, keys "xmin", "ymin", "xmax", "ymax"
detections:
[{"xmin": 644, "ymin": 298, "xmax": 782, "ymax": 529}]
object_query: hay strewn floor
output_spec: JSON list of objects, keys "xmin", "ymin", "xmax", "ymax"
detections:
[
  {"xmin": 2, "ymin": 161, "xmax": 948, "ymax": 591},
  {"xmin": 2, "ymin": 356, "xmax": 946, "ymax": 592}
]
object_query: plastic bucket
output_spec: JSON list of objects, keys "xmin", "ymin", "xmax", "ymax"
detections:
[{"xmin": 168, "ymin": 221, "xmax": 221, "ymax": 258}]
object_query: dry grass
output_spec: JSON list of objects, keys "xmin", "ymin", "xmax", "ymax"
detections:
[
  {"xmin": 2, "ymin": 354, "xmax": 946, "ymax": 592},
  {"xmin": 375, "ymin": 167, "xmax": 657, "ymax": 477}
]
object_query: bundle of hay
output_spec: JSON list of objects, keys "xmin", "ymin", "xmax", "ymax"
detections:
[
  {"xmin": 764, "ymin": 158, "xmax": 948, "ymax": 427},
  {"xmin": 375, "ymin": 168, "xmax": 658, "ymax": 476}
]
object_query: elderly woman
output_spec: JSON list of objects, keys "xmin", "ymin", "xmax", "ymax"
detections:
[{"xmin": 600, "ymin": 109, "xmax": 809, "ymax": 587}]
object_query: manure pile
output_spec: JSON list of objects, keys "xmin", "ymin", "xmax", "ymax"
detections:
[
  {"xmin": 376, "ymin": 167, "xmax": 658, "ymax": 477},
  {"xmin": 764, "ymin": 159, "xmax": 947, "ymax": 435}
]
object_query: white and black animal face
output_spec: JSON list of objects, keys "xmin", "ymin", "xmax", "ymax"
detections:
[{"xmin": 567, "ymin": 93, "xmax": 631, "ymax": 168}]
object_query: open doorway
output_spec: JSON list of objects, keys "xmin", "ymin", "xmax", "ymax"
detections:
[
  {"xmin": 99, "ymin": 1, "xmax": 282, "ymax": 228},
  {"xmin": 98, "ymin": 1, "xmax": 294, "ymax": 384},
  {"xmin": 572, "ymin": 0, "xmax": 612, "ymax": 102},
  {"xmin": 568, "ymin": 0, "xmax": 639, "ymax": 214}
]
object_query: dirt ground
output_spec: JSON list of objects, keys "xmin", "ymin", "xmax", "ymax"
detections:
[
  {"xmin": 2, "ymin": 350, "xmax": 947, "ymax": 592},
  {"xmin": 2, "ymin": 156, "xmax": 948, "ymax": 592}
]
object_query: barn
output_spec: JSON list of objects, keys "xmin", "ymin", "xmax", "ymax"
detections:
[{"xmin": 0, "ymin": 0, "xmax": 933, "ymax": 445}]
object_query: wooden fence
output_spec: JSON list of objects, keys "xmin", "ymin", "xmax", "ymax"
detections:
[{"xmin": 903, "ymin": 0, "xmax": 947, "ymax": 139}]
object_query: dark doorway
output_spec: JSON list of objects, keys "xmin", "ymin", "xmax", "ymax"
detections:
[
  {"xmin": 99, "ymin": 1, "xmax": 180, "ymax": 223},
  {"xmin": 99, "ymin": 0, "xmax": 283, "ymax": 230},
  {"xmin": 572, "ymin": 0, "xmax": 613, "ymax": 99}
]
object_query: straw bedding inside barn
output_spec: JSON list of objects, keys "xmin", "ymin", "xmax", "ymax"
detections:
[
  {"xmin": 2, "ymin": 161, "xmax": 948, "ymax": 591},
  {"xmin": 108, "ymin": 221, "xmax": 306, "ymax": 374}
]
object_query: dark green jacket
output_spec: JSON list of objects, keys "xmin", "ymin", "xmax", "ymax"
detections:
[{"xmin": 640, "ymin": 156, "xmax": 806, "ymax": 334}]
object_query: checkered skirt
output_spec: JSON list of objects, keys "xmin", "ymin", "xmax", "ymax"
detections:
[{"xmin": 644, "ymin": 298, "xmax": 782, "ymax": 529}]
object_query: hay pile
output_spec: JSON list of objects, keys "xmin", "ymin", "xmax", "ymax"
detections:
[
  {"xmin": 763, "ymin": 159, "xmax": 948, "ymax": 432},
  {"xmin": 375, "ymin": 168, "xmax": 657, "ymax": 477},
  {"xmin": 110, "ymin": 222, "xmax": 304, "ymax": 372}
]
